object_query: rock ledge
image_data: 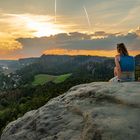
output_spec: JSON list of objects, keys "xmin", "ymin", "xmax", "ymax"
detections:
[{"xmin": 1, "ymin": 82, "xmax": 140, "ymax": 140}]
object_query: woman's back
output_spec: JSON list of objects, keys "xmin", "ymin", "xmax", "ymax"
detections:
[
  {"xmin": 119, "ymin": 55, "xmax": 135, "ymax": 81},
  {"xmin": 120, "ymin": 55, "xmax": 135, "ymax": 72}
]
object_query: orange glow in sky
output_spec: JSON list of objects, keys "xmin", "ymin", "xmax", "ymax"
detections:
[
  {"xmin": 43, "ymin": 49, "xmax": 140, "ymax": 57},
  {"xmin": 0, "ymin": 0, "xmax": 140, "ymax": 59}
]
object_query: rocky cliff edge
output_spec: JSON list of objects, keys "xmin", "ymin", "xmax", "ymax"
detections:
[{"xmin": 1, "ymin": 82, "xmax": 140, "ymax": 140}]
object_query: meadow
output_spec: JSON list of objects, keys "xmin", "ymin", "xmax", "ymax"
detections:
[{"xmin": 32, "ymin": 73, "xmax": 72, "ymax": 86}]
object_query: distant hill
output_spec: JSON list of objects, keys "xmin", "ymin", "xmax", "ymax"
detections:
[
  {"xmin": 15, "ymin": 55, "xmax": 114, "ymax": 84},
  {"xmin": 1, "ymin": 54, "xmax": 139, "ymax": 72},
  {"xmin": 0, "ymin": 60, "xmax": 20, "ymax": 74},
  {"xmin": 0, "ymin": 58, "xmax": 39, "ymax": 74},
  {"xmin": 0, "ymin": 55, "xmax": 114, "ymax": 90},
  {"xmin": 18, "ymin": 57, "xmax": 39, "ymax": 66},
  {"xmin": 18, "ymin": 55, "xmax": 109, "ymax": 67},
  {"xmin": 17, "ymin": 55, "xmax": 110, "ymax": 74}
]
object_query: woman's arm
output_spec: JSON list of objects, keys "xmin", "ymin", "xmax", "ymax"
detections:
[{"xmin": 115, "ymin": 55, "xmax": 121, "ymax": 79}]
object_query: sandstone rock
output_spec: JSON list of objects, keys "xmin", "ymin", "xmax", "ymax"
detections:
[{"xmin": 1, "ymin": 82, "xmax": 140, "ymax": 140}]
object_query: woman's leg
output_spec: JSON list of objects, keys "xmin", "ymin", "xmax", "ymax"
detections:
[
  {"xmin": 109, "ymin": 76, "xmax": 118, "ymax": 82},
  {"xmin": 109, "ymin": 67, "xmax": 121, "ymax": 82}
]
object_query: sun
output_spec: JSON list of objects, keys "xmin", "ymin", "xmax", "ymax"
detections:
[
  {"xmin": 23, "ymin": 14, "xmax": 64, "ymax": 37},
  {"xmin": 27, "ymin": 20, "xmax": 64, "ymax": 37}
]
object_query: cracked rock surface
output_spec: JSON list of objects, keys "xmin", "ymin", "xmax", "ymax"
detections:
[{"xmin": 1, "ymin": 82, "xmax": 140, "ymax": 140}]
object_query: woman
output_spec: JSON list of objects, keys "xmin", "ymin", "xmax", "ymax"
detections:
[{"xmin": 110, "ymin": 43, "xmax": 135, "ymax": 82}]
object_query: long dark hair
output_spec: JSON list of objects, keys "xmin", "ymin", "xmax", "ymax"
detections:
[{"xmin": 117, "ymin": 43, "xmax": 129, "ymax": 56}]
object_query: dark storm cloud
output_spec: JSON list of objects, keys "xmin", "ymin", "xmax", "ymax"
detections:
[{"xmin": 15, "ymin": 31, "xmax": 140, "ymax": 57}]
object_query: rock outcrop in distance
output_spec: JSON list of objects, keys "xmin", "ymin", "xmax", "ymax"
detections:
[{"xmin": 1, "ymin": 82, "xmax": 140, "ymax": 140}]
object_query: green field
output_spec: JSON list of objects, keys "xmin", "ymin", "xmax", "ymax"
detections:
[{"xmin": 32, "ymin": 74, "xmax": 72, "ymax": 86}]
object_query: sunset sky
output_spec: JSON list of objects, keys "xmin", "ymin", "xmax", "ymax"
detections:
[{"xmin": 0, "ymin": 0, "xmax": 140, "ymax": 59}]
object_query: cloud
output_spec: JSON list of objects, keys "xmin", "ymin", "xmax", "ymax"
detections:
[
  {"xmin": 0, "ymin": 12, "xmax": 69, "ymax": 58},
  {"xmin": 135, "ymin": 27, "xmax": 140, "ymax": 35},
  {"xmin": 92, "ymin": 31, "xmax": 121, "ymax": 37},
  {"xmin": 13, "ymin": 31, "xmax": 140, "ymax": 58},
  {"xmin": 57, "ymin": 33, "xmax": 140, "ymax": 51}
]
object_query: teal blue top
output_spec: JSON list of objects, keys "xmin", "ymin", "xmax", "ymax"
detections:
[{"xmin": 120, "ymin": 55, "xmax": 135, "ymax": 72}]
